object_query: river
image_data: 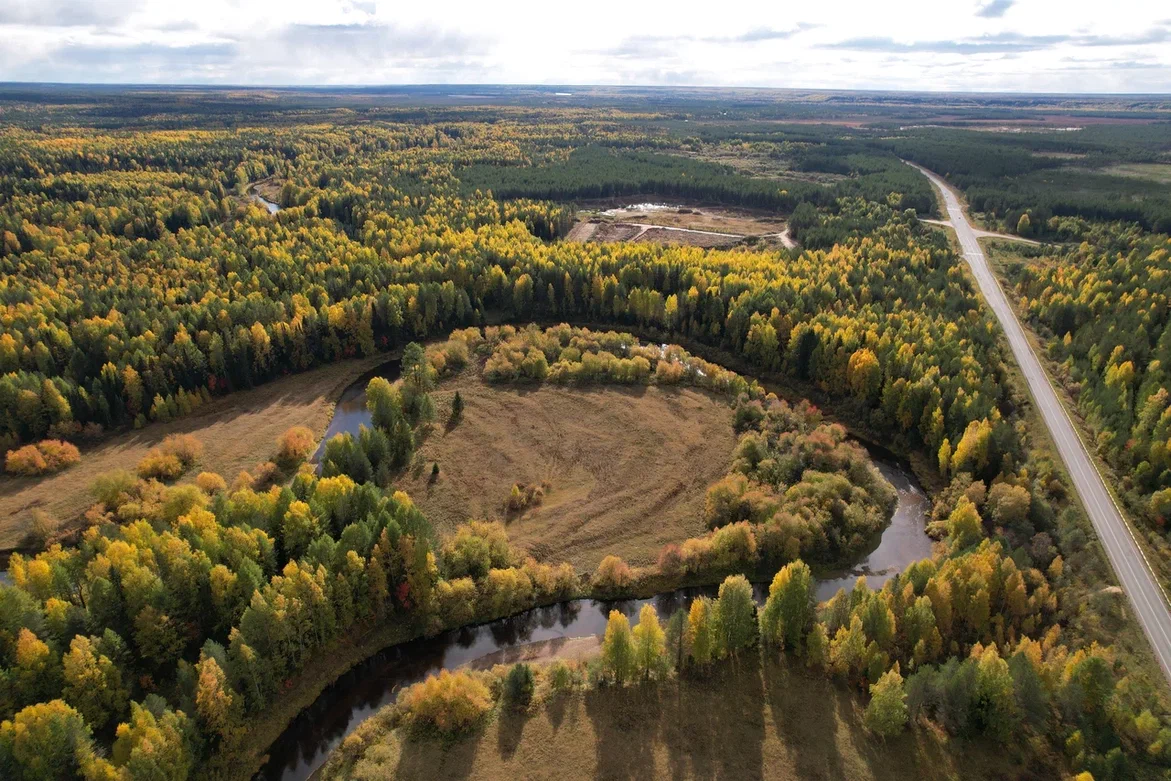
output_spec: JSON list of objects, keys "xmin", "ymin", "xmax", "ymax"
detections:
[{"xmin": 259, "ymin": 360, "xmax": 934, "ymax": 781}]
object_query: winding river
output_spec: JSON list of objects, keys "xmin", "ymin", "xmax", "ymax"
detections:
[{"xmin": 260, "ymin": 361, "xmax": 933, "ymax": 781}]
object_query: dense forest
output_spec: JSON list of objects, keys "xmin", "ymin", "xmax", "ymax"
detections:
[
  {"xmin": 1006, "ymin": 229, "xmax": 1171, "ymax": 531},
  {"xmin": 1, "ymin": 96, "xmax": 1170, "ymax": 780},
  {"xmin": 880, "ymin": 126, "xmax": 1171, "ymax": 237}
]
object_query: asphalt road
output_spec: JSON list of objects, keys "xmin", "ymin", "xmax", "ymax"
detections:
[{"xmin": 910, "ymin": 162, "xmax": 1171, "ymax": 683}]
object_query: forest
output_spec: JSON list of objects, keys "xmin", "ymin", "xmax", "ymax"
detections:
[{"xmin": 1, "ymin": 91, "xmax": 1170, "ymax": 781}]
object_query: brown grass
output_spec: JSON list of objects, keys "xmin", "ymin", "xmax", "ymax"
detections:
[
  {"xmin": 336, "ymin": 661, "xmax": 1032, "ymax": 781},
  {"xmin": 0, "ymin": 355, "xmax": 388, "ymax": 551},
  {"xmin": 402, "ymin": 370, "xmax": 737, "ymax": 572}
]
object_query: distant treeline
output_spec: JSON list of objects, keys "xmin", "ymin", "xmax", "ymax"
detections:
[{"xmin": 458, "ymin": 145, "xmax": 937, "ymax": 218}]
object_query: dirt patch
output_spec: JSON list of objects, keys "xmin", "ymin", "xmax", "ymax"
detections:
[
  {"xmin": 467, "ymin": 636, "xmax": 600, "ymax": 670},
  {"xmin": 401, "ymin": 371, "xmax": 737, "ymax": 571},
  {"xmin": 566, "ymin": 203, "xmax": 790, "ymax": 250},
  {"xmin": 0, "ymin": 355, "xmax": 387, "ymax": 551}
]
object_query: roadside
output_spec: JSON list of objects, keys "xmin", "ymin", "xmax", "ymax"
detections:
[
  {"xmin": 980, "ymin": 240, "xmax": 1171, "ymax": 589},
  {"xmin": 911, "ymin": 161, "xmax": 1171, "ymax": 688}
]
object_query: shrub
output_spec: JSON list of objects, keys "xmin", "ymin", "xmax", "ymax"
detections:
[
  {"xmin": 91, "ymin": 470, "xmax": 138, "ymax": 508},
  {"xmin": 503, "ymin": 663, "xmax": 535, "ymax": 706},
  {"xmin": 593, "ymin": 555, "xmax": 634, "ymax": 593},
  {"xmin": 36, "ymin": 440, "xmax": 82, "ymax": 471},
  {"xmin": 161, "ymin": 434, "xmax": 203, "ymax": 467},
  {"xmin": 5, "ymin": 440, "xmax": 80, "ymax": 476},
  {"xmin": 251, "ymin": 461, "xmax": 280, "ymax": 488},
  {"xmin": 504, "ymin": 481, "xmax": 548, "ymax": 513},
  {"xmin": 26, "ymin": 509, "xmax": 58, "ymax": 550},
  {"xmin": 137, "ymin": 434, "xmax": 203, "ymax": 481},
  {"xmin": 276, "ymin": 426, "xmax": 316, "ymax": 470},
  {"xmin": 657, "ymin": 543, "xmax": 683, "ymax": 578},
  {"xmin": 547, "ymin": 660, "xmax": 576, "ymax": 692},
  {"xmin": 195, "ymin": 472, "xmax": 227, "ymax": 494},
  {"xmin": 400, "ymin": 669, "xmax": 493, "ymax": 733},
  {"xmin": 137, "ymin": 451, "xmax": 185, "ymax": 481}
]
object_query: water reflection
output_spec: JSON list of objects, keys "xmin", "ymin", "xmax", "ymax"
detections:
[
  {"xmin": 260, "ymin": 364, "xmax": 935, "ymax": 781},
  {"xmin": 310, "ymin": 359, "xmax": 403, "ymax": 463}
]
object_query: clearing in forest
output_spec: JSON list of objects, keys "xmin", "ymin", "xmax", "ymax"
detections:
[{"xmin": 400, "ymin": 368, "xmax": 737, "ymax": 572}]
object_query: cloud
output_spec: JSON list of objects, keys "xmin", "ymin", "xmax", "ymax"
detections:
[
  {"xmin": 0, "ymin": 0, "xmax": 143, "ymax": 27},
  {"xmin": 5, "ymin": 41, "xmax": 237, "ymax": 82},
  {"xmin": 825, "ymin": 26, "xmax": 1171, "ymax": 55},
  {"xmin": 975, "ymin": 0, "xmax": 1014, "ymax": 19},
  {"xmin": 724, "ymin": 24, "xmax": 819, "ymax": 43},
  {"xmin": 275, "ymin": 22, "xmax": 484, "ymax": 63}
]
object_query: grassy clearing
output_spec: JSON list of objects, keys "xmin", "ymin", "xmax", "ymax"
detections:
[
  {"xmin": 400, "ymin": 369, "xmax": 738, "ymax": 572},
  {"xmin": 332, "ymin": 661, "xmax": 1029, "ymax": 781},
  {"xmin": 1100, "ymin": 163, "xmax": 1171, "ymax": 185},
  {"xmin": 0, "ymin": 355, "xmax": 387, "ymax": 551}
]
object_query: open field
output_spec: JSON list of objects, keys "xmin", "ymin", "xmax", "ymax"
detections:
[
  {"xmin": 331, "ymin": 662, "xmax": 1033, "ymax": 781},
  {"xmin": 0, "ymin": 355, "xmax": 387, "ymax": 551},
  {"xmin": 399, "ymin": 370, "xmax": 737, "ymax": 571},
  {"xmin": 1101, "ymin": 163, "xmax": 1171, "ymax": 184},
  {"xmin": 567, "ymin": 203, "xmax": 791, "ymax": 250}
]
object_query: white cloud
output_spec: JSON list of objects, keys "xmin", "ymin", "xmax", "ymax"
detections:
[{"xmin": 0, "ymin": 0, "xmax": 1168, "ymax": 92}]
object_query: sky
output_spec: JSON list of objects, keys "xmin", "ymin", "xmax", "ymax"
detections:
[{"xmin": 1, "ymin": 0, "xmax": 1170, "ymax": 93}]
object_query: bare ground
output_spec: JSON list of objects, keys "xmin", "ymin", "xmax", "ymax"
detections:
[
  {"xmin": 400, "ymin": 371, "xmax": 738, "ymax": 571},
  {"xmin": 0, "ymin": 355, "xmax": 387, "ymax": 551}
]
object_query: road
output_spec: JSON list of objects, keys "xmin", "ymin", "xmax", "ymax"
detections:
[{"xmin": 909, "ymin": 162, "xmax": 1171, "ymax": 683}]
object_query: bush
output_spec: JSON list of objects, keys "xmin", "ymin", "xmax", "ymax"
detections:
[
  {"xmin": 593, "ymin": 555, "xmax": 634, "ymax": 593},
  {"xmin": 137, "ymin": 434, "xmax": 203, "ymax": 481},
  {"xmin": 276, "ymin": 426, "xmax": 316, "ymax": 469},
  {"xmin": 137, "ymin": 452, "xmax": 185, "ymax": 481},
  {"xmin": 25, "ymin": 509, "xmax": 58, "ymax": 550},
  {"xmin": 400, "ymin": 669, "xmax": 493, "ymax": 733},
  {"xmin": 251, "ymin": 461, "xmax": 280, "ymax": 488},
  {"xmin": 161, "ymin": 434, "xmax": 203, "ymax": 467},
  {"xmin": 195, "ymin": 472, "xmax": 227, "ymax": 494},
  {"xmin": 5, "ymin": 440, "xmax": 81, "ymax": 476},
  {"xmin": 91, "ymin": 470, "xmax": 138, "ymax": 508},
  {"xmin": 503, "ymin": 663, "xmax": 535, "ymax": 706},
  {"xmin": 547, "ymin": 660, "xmax": 576, "ymax": 692}
]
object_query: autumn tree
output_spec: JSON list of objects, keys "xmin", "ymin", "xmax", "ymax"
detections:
[
  {"xmin": 717, "ymin": 575, "xmax": 757, "ymax": 657},
  {"xmin": 864, "ymin": 664, "xmax": 908, "ymax": 738},
  {"xmin": 759, "ymin": 560, "xmax": 814, "ymax": 654},
  {"xmin": 632, "ymin": 604, "xmax": 667, "ymax": 680},
  {"xmin": 601, "ymin": 610, "xmax": 636, "ymax": 684}
]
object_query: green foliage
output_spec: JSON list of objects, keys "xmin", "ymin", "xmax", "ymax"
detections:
[
  {"xmin": 601, "ymin": 610, "xmax": 636, "ymax": 685},
  {"xmin": 865, "ymin": 664, "xmax": 908, "ymax": 738},
  {"xmin": 716, "ymin": 575, "xmax": 757, "ymax": 656},
  {"xmin": 503, "ymin": 663, "xmax": 535, "ymax": 707}
]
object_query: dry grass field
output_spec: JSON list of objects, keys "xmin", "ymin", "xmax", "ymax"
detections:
[
  {"xmin": 400, "ymin": 370, "xmax": 738, "ymax": 571},
  {"xmin": 335, "ymin": 662, "xmax": 1029, "ymax": 781},
  {"xmin": 0, "ymin": 355, "xmax": 387, "ymax": 551}
]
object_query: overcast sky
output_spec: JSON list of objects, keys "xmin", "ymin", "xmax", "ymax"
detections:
[{"xmin": 2, "ymin": 0, "xmax": 1169, "ymax": 92}]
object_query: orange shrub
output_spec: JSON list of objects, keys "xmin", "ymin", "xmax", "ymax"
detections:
[
  {"xmin": 592, "ymin": 554, "xmax": 634, "ymax": 593},
  {"xmin": 276, "ymin": 426, "xmax": 316, "ymax": 469},
  {"xmin": 400, "ymin": 669, "xmax": 493, "ymax": 733},
  {"xmin": 251, "ymin": 461, "xmax": 280, "ymax": 488},
  {"xmin": 136, "ymin": 434, "xmax": 203, "ymax": 481},
  {"xmin": 5, "ymin": 439, "xmax": 80, "ymax": 476},
  {"xmin": 161, "ymin": 434, "xmax": 203, "ymax": 467},
  {"xmin": 195, "ymin": 472, "xmax": 228, "ymax": 494},
  {"xmin": 137, "ymin": 451, "xmax": 184, "ymax": 481}
]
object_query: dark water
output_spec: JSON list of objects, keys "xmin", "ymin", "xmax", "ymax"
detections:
[
  {"xmin": 258, "ymin": 360, "xmax": 934, "ymax": 780},
  {"xmin": 309, "ymin": 359, "xmax": 403, "ymax": 463}
]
